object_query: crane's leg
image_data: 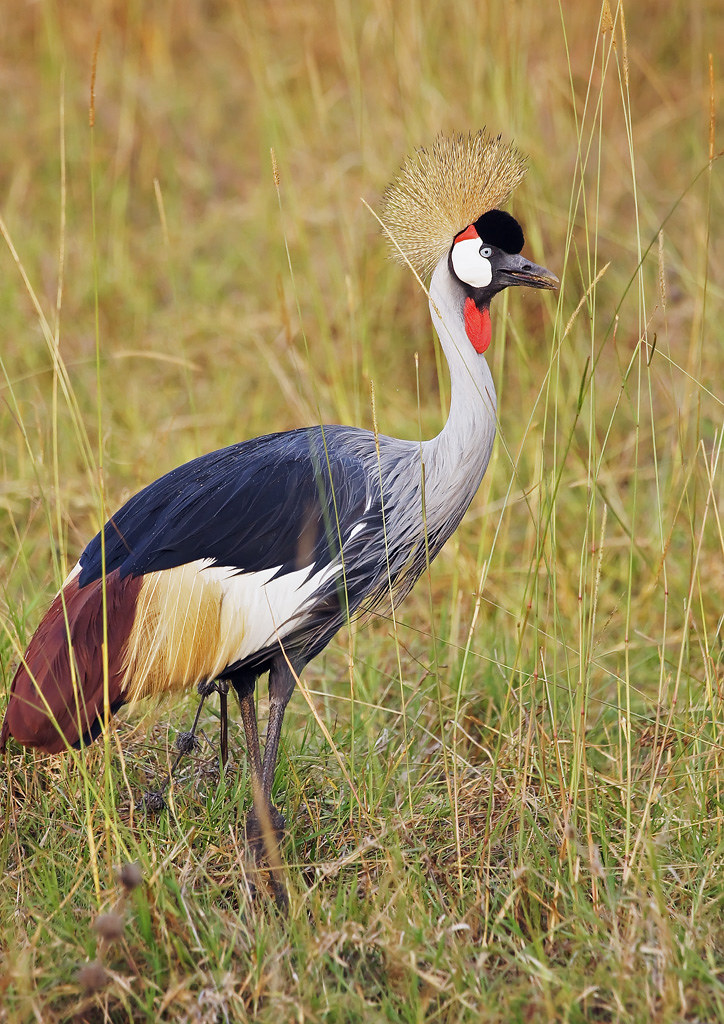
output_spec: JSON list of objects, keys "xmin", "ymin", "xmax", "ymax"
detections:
[
  {"xmin": 261, "ymin": 657, "xmax": 298, "ymax": 809},
  {"xmin": 254, "ymin": 656, "xmax": 297, "ymax": 910},
  {"xmin": 230, "ymin": 657, "xmax": 297, "ymax": 852},
  {"xmin": 229, "ymin": 667, "xmax": 290, "ymax": 907},
  {"xmin": 241, "ymin": 667, "xmax": 292, "ymax": 843},
  {"xmin": 232, "ymin": 674, "xmax": 264, "ymax": 797}
]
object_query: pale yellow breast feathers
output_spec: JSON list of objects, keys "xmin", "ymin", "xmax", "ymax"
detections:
[{"xmin": 121, "ymin": 564, "xmax": 243, "ymax": 702}]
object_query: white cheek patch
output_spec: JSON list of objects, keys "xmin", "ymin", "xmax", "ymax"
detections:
[{"xmin": 451, "ymin": 238, "xmax": 492, "ymax": 288}]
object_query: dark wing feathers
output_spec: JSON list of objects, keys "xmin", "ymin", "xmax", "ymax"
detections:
[
  {"xmin": 79, "ymin": 426, "xmax": 373, "ymax": 587},
  {"xmin": 1, "ymin": 428, "xmax": 380, "ymax": 754}
]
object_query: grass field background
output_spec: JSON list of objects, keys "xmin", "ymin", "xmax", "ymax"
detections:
[{"xmin": 1, "ymin": 1, "xmax": 722, "ymax": 1021}]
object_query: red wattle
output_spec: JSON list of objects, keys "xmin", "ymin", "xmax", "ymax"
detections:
[{"xmin": 464, "ymin": 298, "xmax": 491, "ymax": 354}]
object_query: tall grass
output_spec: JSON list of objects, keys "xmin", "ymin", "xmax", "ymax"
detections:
[{"xmin": 1, "ymin": 1, "xmax": 722, "ymax": 1021}]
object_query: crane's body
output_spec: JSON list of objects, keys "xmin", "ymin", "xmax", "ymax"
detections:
[{"xmin": 1, "ymin": 131, "xmax": 556, "ymax": 860}]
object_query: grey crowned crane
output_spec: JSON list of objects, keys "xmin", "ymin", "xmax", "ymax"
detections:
[{"xmin": 1, "ymin": 131, "xmax": 557, "ymax": 852}]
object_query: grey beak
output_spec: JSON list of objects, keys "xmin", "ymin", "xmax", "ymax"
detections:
[{"xmin": 497, "ymin": 252, "xmax": 559, "ymax": 291}]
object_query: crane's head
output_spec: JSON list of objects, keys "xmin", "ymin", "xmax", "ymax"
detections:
[
  {"xmin": 448, "ymin": 208, "xmax": 558, "ymax": 352},
  {"xmin": 381, "ymin": 131, "xmax": 558, "ymax": 350}
]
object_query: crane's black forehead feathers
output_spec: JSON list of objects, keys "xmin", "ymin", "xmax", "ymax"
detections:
[{"xmin": 473, "ymin": 209, "xmax": 524, "ymax": 254}]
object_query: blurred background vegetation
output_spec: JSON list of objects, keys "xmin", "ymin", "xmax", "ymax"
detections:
[{"xmin": 0, "ymin": 2, "xmax": 722, "ymax": 1021}]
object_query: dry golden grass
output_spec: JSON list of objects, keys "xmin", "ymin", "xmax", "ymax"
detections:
[{"xmin": 1, "ymin": 1, "xmax": 723, "ymax": 1021}]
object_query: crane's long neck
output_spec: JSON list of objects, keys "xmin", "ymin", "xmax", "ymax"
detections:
[{"xmin": 421, "ymin": 259, "xmax": 498, "ymax": 495}]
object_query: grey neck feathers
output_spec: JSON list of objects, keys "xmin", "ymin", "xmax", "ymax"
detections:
[
  {"xmin": 338, "ymin": 257, "xmax": 499, "ymax": 614},
  {"xmin": 421, "ymin": 258, "xmax": 498, "ymax": 504}
]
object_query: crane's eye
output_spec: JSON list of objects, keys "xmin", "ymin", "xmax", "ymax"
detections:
[{"xmin": 480, "ymin": 246, "xmax": 492, "ymax": 258}]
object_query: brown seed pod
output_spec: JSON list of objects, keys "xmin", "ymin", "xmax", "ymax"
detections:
[
  {"xmin": 117, "ymin": 861, "xmax": 143, "ymax": 891},
  {"xmin": 78, "ymin": 959, "xmax": 109, "ymax": 993},
  {"xmin": 92, "ymin": 911, "xmax": 125, "ymax": 942}
]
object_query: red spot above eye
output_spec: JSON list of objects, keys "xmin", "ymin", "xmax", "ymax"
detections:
[
  {"xmin": 464, "ymin": 298, "xmax": 491, "ymax": 354},
  {"xmin": 455, "ymin": 223, "xmax": 480, "ymax": 244}
]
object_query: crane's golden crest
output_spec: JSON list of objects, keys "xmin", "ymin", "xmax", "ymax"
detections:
[{"xmin": 381, "ymin": 130, "xmax": 527, "ymax": 279}]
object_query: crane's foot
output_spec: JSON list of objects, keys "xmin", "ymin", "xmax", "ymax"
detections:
[{"xmin": 241, "ymin": 864, "xmax": 289, "ymax": 912}]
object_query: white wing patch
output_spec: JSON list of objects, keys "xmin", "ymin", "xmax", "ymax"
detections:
[
  {"xmin": 451, "ymin": 238, "xmax": 492, "ymax": 288},
  {"xmin": 59, "ymin": 560, "xmax": 82, "ymax": 592},
  {"xmin": 211, "ymin": 559, "xmax": 341, "ymax": 664},
  {"xmin": 121, "ymin": 557, "xmax": 343, "ymax": 702}
]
